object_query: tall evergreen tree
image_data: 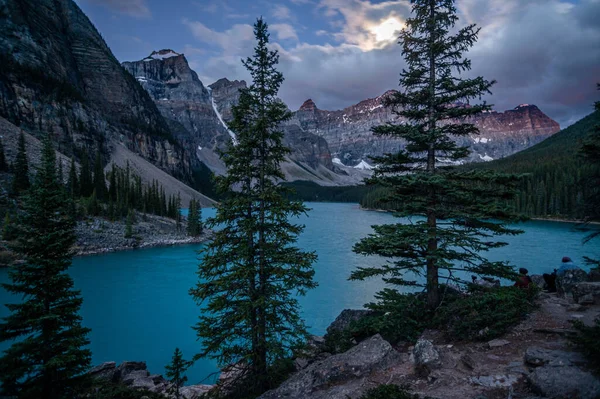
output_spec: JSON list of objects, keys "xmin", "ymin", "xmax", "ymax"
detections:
[
  {"xmin": 0, "ymin": 139, "xmax": 7, "ymax": 172},
  {"xmin": 68, "ymin": 157, "xmax": 79, "ymax": 198},
  {"xmin": 579, "ymin": 84, "xmax": 600, "ymax": 267},
  {"xmin": 79, "ymin": 154, "xmax": 93, "ymax": 198},
  {"xmin": 186, "ymin": 199, "xmax": 202, "ymax": 237},
  {"xmin": 190, "ymin": 18, "xmax": 317, "ymax": 395},
  {"xmin": 350, "ymin": 0, "xmax": 523, "ymax": 309},
  {"xmin": 93, "ymin": 148, "xmax": 107, "ymax": 201},
  {"xmin": 0, "ymin": 135, "xmax": 91, "ymax": 398},
  {"xmin": 175, "ymin": 193, "xmax": 182, "ymax": 231},
  {"xmin": 165, "ymin": 347, "xmax": 190, "ymax": 399},
  {"xmin": 11, "ymin": 131, "xmax": 30, "ymax": 195}
]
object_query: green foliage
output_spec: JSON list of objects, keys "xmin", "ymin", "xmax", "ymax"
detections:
[
  {"xmin": 475, "ymin": 109, "xmax": 600, "ymax": 220},
  {"xmin": 79, "ymin": 154, "xmax": 94, "ymax": 198},
  {"xmin": 0, "ymin": 135, "xmax": 91, "ymax": 397},
  {"xmin": 86, "ymin": 189, "xmax": 101, "ymax": 216},
  {"xmin": 191, "ymin": 18, "xmax": 317, "ymax": 396},
  {"xmin": 192, "ymin": 162, "xmax": 219, "ymax": 200},
  {"xmin": 2, "ymin": 212, "xmax": 17, "ymax": 241},
  {"xmin": 93, "ymin": 148, "xmax": 107, "ymax": 201},
  {"xmin": 570, "ymin": 318, "xmax": 600, "ymax": 373},
  {"xmin": 11, "ymin": 131, "xmax": 30, "ymax": 196},
  {"xmin": 433, "ymin": 286, "xmax": 538, "ymax": 341},
  {"xmin": 165, "ymin": 348, "xmax": 190, "ymax": 399},
  {"xmin": 0, "ymin": 138, "xmax": 7, "ymax": 172},
  {"xmin": 124, "ymin": 208, "xmax": 134, "ymax": 239},
  {"xmin": 350, "ymin": 0, "xmax": 523, "ymax": 309},
  {"xmin": 187, "ymin": 199, "xmax": 202, "ymax": 237},
  {"xmin": 68, "ymin": 156, "xmax": 79, "ymax": 198},
  {"xmin": 324, "ymin": 291, "xmax": 433, "ymax": 354},
  {"xmin": 360, "ymin": 384, "xmax": 429, "ymax": 399}
]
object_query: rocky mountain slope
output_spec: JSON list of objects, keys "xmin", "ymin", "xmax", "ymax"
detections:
[
  {"xmin": 123, "ymin": 54, "xmax": 357, "ymax": 184},
  {"xmin": 0, "ymin": 0, "xmax": 213, "ymax": 199},
  {"xmin": 293, "ymin": 93, "xmax": 561, "ymax": 167}
]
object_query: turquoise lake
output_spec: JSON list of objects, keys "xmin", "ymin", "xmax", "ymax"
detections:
[{"xmin": 0, "ymin": 202, "xmax": 597, "ymax": 385}]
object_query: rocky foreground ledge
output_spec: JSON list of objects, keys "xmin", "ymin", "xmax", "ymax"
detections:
[
  {"xmin": 89, "ymin": 361, "xmax": 212, "ymax": 398},
  {"xmin": 74, "ymin": 214, "xmax": 212, "ymax": 256}
]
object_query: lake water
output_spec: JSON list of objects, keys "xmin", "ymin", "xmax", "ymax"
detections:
[{"xmin": 0, "ymin": 202, "xmax": 597, "ymax": 385}]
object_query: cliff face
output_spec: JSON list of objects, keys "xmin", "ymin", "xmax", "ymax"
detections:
[
  {"xmin": 122, "ymin": 51, "xmax": 231, "ymax": 153},
  {"xmin": 207, "ymin": 78, "xmax": 335, "ymax": 171},
  {"xmin": 0, "ymin": 0, "xmax": 189, "ymax": 177},
  {"xmin": 293, "ymin": 93, "xmax": 561, "ymax": 166}
]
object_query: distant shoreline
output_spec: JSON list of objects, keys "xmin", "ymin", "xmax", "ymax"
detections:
[
  {"xmin": 359, "ymin": 206, "xmax": 600, "ymax": 226},
  {"xmin": 74, "ymin": 233, "xmax": 212, "ymax": 257}
]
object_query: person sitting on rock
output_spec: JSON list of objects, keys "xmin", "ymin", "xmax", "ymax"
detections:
[
  {"xmin": 556, "ymin": 256, "xmax": 581, "ymax": 276},
  {"xmin": 514, "ymin": 267, "xmax": 532, "ymax": 288}
]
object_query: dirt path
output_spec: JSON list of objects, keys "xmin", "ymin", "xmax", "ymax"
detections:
[{"xmin": 383, "ymin": 292, "xmax": 600, "ymax": 399}]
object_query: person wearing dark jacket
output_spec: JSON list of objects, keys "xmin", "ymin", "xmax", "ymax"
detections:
[{"xmin": 514, "ymin": 268, "xmax": 532, "ymax": 288}]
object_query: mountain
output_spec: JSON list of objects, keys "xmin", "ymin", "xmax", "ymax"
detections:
[
  {"xmin": 0, "ymin": 0, "xmax": 213, "ymax": 201},
  {"xmin": 475, "ymin": 110, "xmax": 600, "ymax": 218},
  {"xmin": 293, "ymin": 93, "xmax": 560, "ymax": 167},
  {"xmin": 123, "ymin": 55, "xmax": 359, "ymax": 184}
]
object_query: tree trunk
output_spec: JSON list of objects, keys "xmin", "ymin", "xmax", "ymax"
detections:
[{"xmin": 426, "ymin": 0, "xmax": 439, "ymax": 310}]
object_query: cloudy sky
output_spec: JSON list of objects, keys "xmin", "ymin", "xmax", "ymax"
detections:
[{"xmin": 75, "ymin": 0, "xmax": 600, "ymax": 128}]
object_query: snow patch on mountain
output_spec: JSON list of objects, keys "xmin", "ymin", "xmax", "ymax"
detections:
[
  {"xmin": 207, "ymin": 87, "xmax": 238, "ymax": 145},
  {"xmin": 354, "ymin": 160, "xmax": 374, "ymax": 170},
  {"xmin": 332, "ymin": 157, "xmax": 344, "ymax": 166},
  {"xmin": 474, "ymin": 137, "xmax": 490, "ymax": 144},
  {"xmin": 479, "ymin": 154, "xmax": 494, "ymax": 162}
]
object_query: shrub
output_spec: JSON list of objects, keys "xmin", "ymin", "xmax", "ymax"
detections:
[
  {"xmin": 570, "ymin": 318, "xmax": 600, "ymax": 373},
  {"xmin": 433, "ymin": 285, "xmax": 539, "ymax": 341},
  {"xmin": 360, "ymin": 384, "xmax": 430, "ymax": 399},
  {"xmin": 324, "ymin": 290, "xmax": 431, "ymax": 354}
]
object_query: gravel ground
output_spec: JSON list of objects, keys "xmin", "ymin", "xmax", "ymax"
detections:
[{"xmin": 74, "ymin": 212, "xmax": 212, "ymax": 256}]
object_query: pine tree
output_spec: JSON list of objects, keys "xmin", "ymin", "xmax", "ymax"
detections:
[
  {"xmin": 0, "ymin": 135, "xmax": 91, "ymax": 397},
  {"xmin": 350, "ymin": 0, "xmax": 523, "ymax": 309},
  {"xmin": 175, "ymin": 193, "xmax": 182, "ymax": 231},
  {"xmin": 11, "ymin": 131, "xmax": 30, "ymax": 195},
  {"xmin": 68, "ymin": 157, "xmax": 79, "ymax": 198},
  {"xmin": 580, "ymin": 84, "xmax": 600, "ymax": 267},
  {"xmin": 190, "ymin": 18, "xmax": 317, "ymax": 395},
  {"xmin": 124, "ymin": 208, "xmax": 134, "ymax": 238},
  {"xmin": 187, "ymin": 199, "xmax": 201, "ymax": 237},
  {"xmin": 165, "ymin": 347, "xmax": 190, "ymax": 399},
  {"xmin": 93, "ymin": 148, "xmax": 107, "ymax": 201},
  {"xmin": 0, "ymin": 138, "xmax": 7, "ymax": 172},
  {"xmin": 79, "ymin": 154, "xmax": 93, "ymax": 198}
]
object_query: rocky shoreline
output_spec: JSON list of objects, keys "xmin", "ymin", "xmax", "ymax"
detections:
[{"xmin": 74, "ymin": 213, "xmax": 212, "ymax": 257}]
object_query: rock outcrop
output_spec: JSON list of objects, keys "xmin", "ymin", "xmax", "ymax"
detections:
[
  {"xmin": 89, "ymin": 361, "xmax": 212, "ymax": 399},
  {"xmin": 259, "ymin": 334, "xmax": 400, "ymax": 399},
  {"xmin": 122, "ymin": 51, "xmax": 231, "ymax": 152},
  {"xmin": 293, "ymin": 93, "xmax": 561, "ymax": 167}
]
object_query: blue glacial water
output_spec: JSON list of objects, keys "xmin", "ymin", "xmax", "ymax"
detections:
[{"xmin": 0, "ymin": 202, "xmax": 597, "ymax": 384}]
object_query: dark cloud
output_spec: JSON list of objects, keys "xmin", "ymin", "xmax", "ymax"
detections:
[
  {"xmin": 186, "ymin": 0, "xmax": 600, "ymax": 127},
  {"xmin": 83, "ymin": 0, "xmax": 151, "ymax": 18}
]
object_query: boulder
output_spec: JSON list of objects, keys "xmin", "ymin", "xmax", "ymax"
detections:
[
  {"xmin": 524, "ymin": 347, "xmax": 587, "ymax": 367},
  {"xmin": 573, "ymin": 282, "xmax": 600, "ymax": 305},
  {"xmin": 470, "ymin": 374, "xmax": 519, "ymax": 388},
  {"xmin": 487, "ymin": 339, "xmax": 510, "ymax": 349},
  {"xmin": 88, "ymin": 361, "xmax": 117, "ymax": 381},
  {"xmin": 530, "ymin": 274, "xmax": 545, "ymax": 288},
  {"xmin": 556, "ymin": 269, "xmax": 588, "ymax": 297},
  {"xmin": 259, "ymin": 334, "xmax": 400, "ymax": 399},
  {"xmin": 326, "ymin": 309, "xmax": 373, "ymax": 335},
  {"xmin": 180, "ymin": 385, "xmax": 214, "ymax": 399},
  {"xmin": 528, "ymin": 365, "xmax": 600, "ymax": 399},
  {"xmin": 411, "ymin": 339, "xmax": 441, "ymax": 373}
]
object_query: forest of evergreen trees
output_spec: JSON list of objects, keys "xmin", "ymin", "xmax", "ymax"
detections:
[{"xmin": 0, "ymin": 132, "xmax": 202, "ymax": 236}]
